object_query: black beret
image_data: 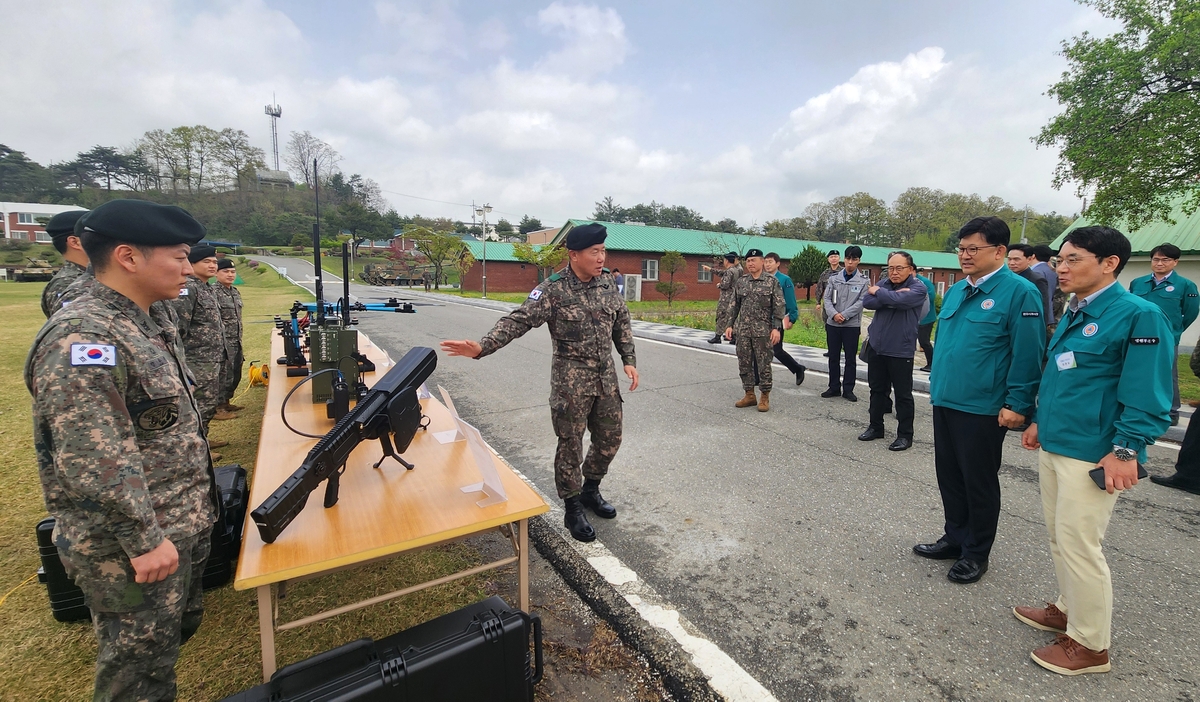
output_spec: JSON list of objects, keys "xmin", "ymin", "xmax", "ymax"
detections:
[
  {"xmin": 745, "ymin": 248, "xmax": 764, "ymax": 259},
  {"xmin": 827, "ymin": 250, "xmax": 840, "ymax": 257},
  {"xmin": 188, "ymin": 244, "xmax": 217, "ymax": 263},
  {"xmin": 46, "ymin": 210, "xmax": 87, "ymax": 239},
  {"xmin": 216, "ymin": 258, "xmax": 235, "ymax": 270},
  {"xmin": 77, "ymin": 199, "xmax": 205, "ymax": 247},
  {"xmin": 724, "ymin": 252, "xmax": 738, "ymax": 262},
  {"xmin": 565, "ymin": 223, "xmax": 607, "ymax": 251}
]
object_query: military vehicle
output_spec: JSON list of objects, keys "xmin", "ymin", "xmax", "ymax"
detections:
[{"xmin": 13, "ymin": 258, "xmax": 59, "ymax": 282}]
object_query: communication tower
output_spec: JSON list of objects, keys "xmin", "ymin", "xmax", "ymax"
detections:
[{"xmin": 264, "ymin": 97, "xmax": 283, "ymax": 171}]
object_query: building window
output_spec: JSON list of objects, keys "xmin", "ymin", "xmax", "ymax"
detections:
[
  {"xmin": 937, "ymin": 281, "xmax": 946, "ymax": 296},
  {"xmin": 17, "ymin": 213, "xmax": 35, "ymax": 224},
  {"xmin": 642, "ymin": 259, "xmax": 659, "ymax": 281},
  {"xmin": 35, "ymin": 231, "xmax": 51, "ymax": 242},
  {"xmin": 698, "ymin": 264, "xmax": 712, "ymax": 283},
  {"xmin": 948, "ymin": 273, "xmax": 956, "ymax": 285},
  {"xmin": 10, "ymin": 231, "xmax": 29, "ymax": 240}
]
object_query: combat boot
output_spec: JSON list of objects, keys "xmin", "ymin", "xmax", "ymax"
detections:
[
  {"xmin": 213, "ymin": 408, "xmax": 239, "ymax": 421},
  {"xmin": 758, "ymin": 390, "xmax": 770, "ymax": 412},
  {"xmin": 580, "ymin": 478, "xmax": 617, "ymax": 519},
  {"xmin": 735, "ymin": 390, "xmax": 757, "ymax": 408},
  {"xmin": 564, "ymin": 497, "xmax": 596, "ymax": 542}
]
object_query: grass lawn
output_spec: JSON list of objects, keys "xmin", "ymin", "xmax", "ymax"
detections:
[{"xmin": 0, "ymin": 268, "xmax": 491, "ymax": 699}]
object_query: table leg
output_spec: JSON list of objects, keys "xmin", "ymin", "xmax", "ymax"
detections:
[
  {"xmin": 257, "ymin": 584, "xmax": 277, "ymax": 681},
  {"xmin": 518, "ymin": 518, "xmax": 530, "ymax": 612}
]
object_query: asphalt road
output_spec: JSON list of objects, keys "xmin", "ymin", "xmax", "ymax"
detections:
[{"xmin": 257, "ymin": 255, "xmax": 1199, "ymax": 701}]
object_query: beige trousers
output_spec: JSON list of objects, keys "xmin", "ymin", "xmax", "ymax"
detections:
[{"xmin": 1038, "ymin": 449, "xmax": 1120, "ymax": 651}]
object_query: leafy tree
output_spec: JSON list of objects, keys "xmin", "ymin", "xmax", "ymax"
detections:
[
  {"xmin": 763, "ymin": 217, "xmax": 812, "ymax": 239},
  {"xmin": 452, "ymin": 246, "xmax": 477, "ymax": 288},
  {"xmin": 1037, "ymin": 0, "xmax": 1200, "ymax": 227},
  {"xmin": 52, "ymin": 159, "xmax": 96, "ymax": 192},
  {"xmin": 512, "ymin": 242, "xmax": 568, "ymax": 281},
  {"xmin": 284, "ymin": 130, "xmax": 342, "ymax": 188},
  {"xmin": 592, "ymin": 196, "xmax": 624, "ymax": 222},
  {"xmin": 654, "ymin": 251, "xmax": 687, "ymax": 306},
  {"xmin": 0, "ymin": 144, "xmax": 53, "ymax": 195},
  {"xmin": 788, "ymin": 245, "xmax": 828, "ymax": 300},
  {"xmin": 494, "ymin": 218, "xmax": 514, "ymax": 236},
  {"xmin": 325, "ymin": 200, "xmax": 391, "ymax": 255},
  {"xmin": 518, "ymin": 215, "xmax": 544, "ymax": 234},
  {"xmin": 274, "ymin": 212, "xmax": 317, "ymax": 248},
  {"xmin": 408, "ymin": 226, "xmax": 468, "ymax": 290},
  {"xmin": 290, "ymin": 231, "xmax": 310, "ymax": 248}
]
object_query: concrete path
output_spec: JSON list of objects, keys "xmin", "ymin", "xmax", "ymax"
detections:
[{"xmin": 251, "ymin": 254, "xmax": 1200, "ymax": 701}]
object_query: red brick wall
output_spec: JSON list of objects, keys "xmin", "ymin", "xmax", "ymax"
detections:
[{"xmin": 461, "ymin": 260, "xmax": 541, "ymax": 293}]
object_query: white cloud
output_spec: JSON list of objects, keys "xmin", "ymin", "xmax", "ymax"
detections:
[{"xmin": 534, "ymin": 2, "xmax": 630, "ymax": 77}]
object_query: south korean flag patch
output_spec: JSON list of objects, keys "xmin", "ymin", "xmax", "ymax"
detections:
[
  {"xmin": 179, "ymin": 287, "xmax": 189, "ymax": 296},
  {"xmin": 528, "ymin": 288, "xmax": 543, "ymax": 301},
  {"xmin": 71, "ymin": 343, "xmax": 117, "ymax": 367}
]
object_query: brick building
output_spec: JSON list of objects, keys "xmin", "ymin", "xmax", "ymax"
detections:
[
  {"xmin": 2, "ymin": 202, "xmax": 87, "ymax": 242},
  {"xmin": 460, "ymin": 219, "xmax": 965, "ymax": 300}
]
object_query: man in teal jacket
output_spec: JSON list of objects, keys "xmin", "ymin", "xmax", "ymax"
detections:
[
  {"xmin": 1016, "ymin": 226, "xmax": 1172, "ymax": 676},
  {"xmin": 916, "ymin": 271, "xmax": 936, "ymax": 372},
  {"xmin": 765, "ymin": 252, "xmax": 806, "ymax": 385},
  {"xmin": 914, "ymin": 217, "xmax": 1046, "ymax": 585},
  {"xmin": 1128, "ymin": 243, "xmax": 1199, "ymax": 425}
]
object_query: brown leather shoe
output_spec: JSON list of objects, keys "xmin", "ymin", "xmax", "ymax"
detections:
[
  {"xmin": 1031, "ymin": 634, "xmax": 1110, "ymax": 675},
  {"xmin": 213, "ymin": 408, "xmax": 239, "ymax": 421},
  {"xmin": 1013, "ymin": 603, "xmax": 1067, "ymax": 633},
  {"xmin": 735, "ymin": 390, "xmax": 757, "ymax": 408},
  {"xmin": 757, "ymin": 391, "xmax": 770, "ymax": 412},
  {"xmin": 208, "ymin": 440, "xmax": 230, "ymax": 449}
]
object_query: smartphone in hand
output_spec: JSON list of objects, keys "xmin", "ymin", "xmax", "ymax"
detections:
[{"xmin": 1088, "ymin": 464, "xmax": 1150, "ymax": 490}]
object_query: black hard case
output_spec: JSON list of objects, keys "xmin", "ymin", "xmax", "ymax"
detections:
[
  {"xmin": 34, "ymin": 464, "xmax": 250, "ymax": 623},
  {"xmin": 221, "ymin": 596, "xmax": 543, "ymax": 701}
]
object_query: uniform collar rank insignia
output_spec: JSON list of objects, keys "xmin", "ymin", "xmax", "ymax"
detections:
[{"xmin": 70, "ymin": 343, "xmax": 117, "ymax": 367}]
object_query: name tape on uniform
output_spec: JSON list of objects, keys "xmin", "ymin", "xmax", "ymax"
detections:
[
  {"xmin": 1130, "ymin": 337, "xmax": 1160, "ymax": 345},
  {"xmin": 1022, "ymin": 310, "xmax": 1040, "ymax": 317},
  {"xmin": 70, "ymin": 343, "xmax": 117, "ymax": 367}
]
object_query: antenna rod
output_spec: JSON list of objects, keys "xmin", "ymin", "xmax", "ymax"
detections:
[{"xmin": 313, "ymin": 158, "xmax": 325, "ymax": 327}]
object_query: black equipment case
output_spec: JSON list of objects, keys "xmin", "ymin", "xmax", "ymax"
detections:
[
  {"xmin": 35, "ymin": 464, "xmax": 249, "ymax": 622},
  {"xmin": 220, "ymin": 596, "xmax": 543, "ymax": 701}
]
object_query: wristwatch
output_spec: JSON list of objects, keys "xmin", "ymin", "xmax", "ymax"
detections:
[{"xmin": 1112, "ymin": 446, "xmax": 1137, "ymax": 462}]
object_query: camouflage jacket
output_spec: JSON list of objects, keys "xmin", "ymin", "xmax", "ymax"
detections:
[
  {"xmin": 171, "ymin": 275, "xmax": 227, "ymax": 364},
  {"xmin": 56, "ymin": 271, "xmax": 183, "ymax": 342},
  {"xmin": 715, "ymin": 264, "xmax": 743, "ymax": 329},
  {"xmin": 214, "ymin": 284, "xmax": 243, "ymax": 353},
  {"xmin": 478, "ymin": 267, "xmax": 636, "ymax": 397},
  {"xmin": 730, "ymin": 273, "xmax": 786, "ymax": 337},
  {"xmin": 25, "ymin": 282, "xmax": 216, "ymax": 560},
  {"xmin": 40, "ymin": 260, "xmax": 87, "ymax": 318},
  {"xmin": 815, "ymin": 266, "xmax": 842, "ymax": 303}
]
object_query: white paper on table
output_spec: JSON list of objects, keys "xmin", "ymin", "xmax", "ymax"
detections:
[
  {"xmin": 417, "ymin": 382, "xmax": 432, "ymax": 400},
  {"xmin": 438, "ymin": 385, "xmax": 508, "ymax": 507}
]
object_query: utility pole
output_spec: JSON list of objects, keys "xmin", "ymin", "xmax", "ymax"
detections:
[
  {"xmin": 475, "ymin": 203, "xmax": 492, "ymax": 298},
  {"xmin": 1020, "ymin": 205, "xmax": 1029, "ymax": 244}
]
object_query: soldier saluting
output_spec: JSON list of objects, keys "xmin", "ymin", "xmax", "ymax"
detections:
[
  {"xmin": 25, "ymin": 199, "xmax": 217, "ymax": 701},
  {"xmin": 441, "ymin": 223, "xmax": 638, "ymax": 542}
]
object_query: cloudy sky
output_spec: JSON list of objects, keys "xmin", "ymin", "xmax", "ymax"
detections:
[{"xmin": 2, "ymin": 0, "xmax": 1114, "ymax": 226}]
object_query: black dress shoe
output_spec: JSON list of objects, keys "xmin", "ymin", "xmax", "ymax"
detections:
[
  {"xmin": 947, "ymin": 558, "xmax": 988, "ymax": 584},
  {"xmin": 888, "ymin": 437, "xmax": 912, "ymax": 451},
  {"xmin": 913, "ymin": 539, "xmax": 961, "ymax": 560},
  {"xmin": 858, "ymin": 427, "xmax": 884, "ymax": 441},
  {"xmin": 822, "ymin": 351, "xmax": 829, "ymax": 357},
  {"xmin": 795, "ymin": 366, "xmax": 805, "ymax": 386},
  {"xmin": 1151, "ymin": 473, "xmax": 1200, "ymax": 495},
  {"xmin": 564, "ymin": 497, "xmax": 596, "ymax": 542},
  {"xmin": 918, "ymin": 366, "xmax": 931, "ymax": 373},
  {"xmin": 580, "ymin": 479, "xmax": 617, "ymax": 518},
  {"xmin": 821, "ymin": 388, "xmax": 840, "ymax": 398},
  {"xmin": 707, "ymin": 335, "xmax": 722, "ymax": 344},
  {"xmin": 843, "ymin": 391, "xmax": 858, "ymax": 402}
]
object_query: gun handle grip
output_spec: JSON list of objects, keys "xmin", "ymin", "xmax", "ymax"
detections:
[{"xmin": 323, "ymin": 470, "xmax": 341, "ymax": 508}]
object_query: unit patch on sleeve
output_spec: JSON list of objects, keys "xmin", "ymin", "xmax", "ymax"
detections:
[
  {"xmin": 70, "ymin": 344, "xmax": 117, "ymax": 367},
  {"xmin": 1129, "ymin": 337, "xmax": 1160, "ymax": 345}
]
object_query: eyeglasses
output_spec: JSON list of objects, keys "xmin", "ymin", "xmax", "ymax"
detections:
[
  {"xmin": 1059, "ymin": 254, "xmax": 1100, "ymax": 268},
  {"xmin": 886, "ymin": 266, "xmax": 912, "ymax": 273},
  {"xmin": 955, "ymin": 245, "xmax": 998, "ymax": 257},
  {"xmin": 1151, "ymin": 257, "xmax": 1174, "ymax": 263}
]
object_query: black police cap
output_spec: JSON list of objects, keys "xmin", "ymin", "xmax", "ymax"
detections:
[
  {"xmin": 216, "ymin": 258, "xmax": 235, "ymax": 270},
  {"xmin": 745, "ymin": 248, "xmax": 765, "ymax": 258},
  {"xmin": 188, "ymin": 244, "xmax": 217, "ymax": 263},
  {"xmin": 46, "ymin": 210, "xmax": 87, "ymax": 240},
  {"xmin": 77, "ymin": 199, "xmax": 206, "ymax": 247},
  {"xmin": 565, "ymin": 223, "xmax": 607, "ymax": 251}
]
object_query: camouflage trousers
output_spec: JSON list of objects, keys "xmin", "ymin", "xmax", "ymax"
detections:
[
  {"xmin": 63, "ymin": 532, "xmax": 211, "ymax": 702},
  {"xmin": 736, "ymin": 335, "xmax": 774, "ymax": 392},
  {"xmin": 220, "ymin": 347, "xmax": 243, "ymax": 405},
  {"xmin": 189, "ymin": 360, "xmax": 224, "ymax": 426},
  {"xmin": 550, "ymin": 391, "xmax": 623, "ymax": 499}
]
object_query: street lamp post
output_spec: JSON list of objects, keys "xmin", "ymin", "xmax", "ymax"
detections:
[{"xmin": 475, "ymin": 203, "xmax": 492, "ymax": 298}]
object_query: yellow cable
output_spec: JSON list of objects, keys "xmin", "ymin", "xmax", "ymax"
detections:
[{"xmin": 0, "ymin": 573, "xmax": 38, "ymax": 608}]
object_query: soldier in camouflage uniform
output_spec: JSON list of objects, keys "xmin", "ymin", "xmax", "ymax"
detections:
[
  {"xmin": 442, "ymin": 223, "xmax": 638, "ymax": 543},
  {"xmin": 213, "ymin": 258, "xmax": 245, "ymax": 413},
  {"xmin": 25, "ymin": 199, "xmax": 217, "ymax": 702},
  {"xmin": 725, "ymin": 248, "xmax": 786, "ymax": 412},
  {"xmin": 708, "ymin": 252, "xmax": 742, "ymax": 343},
  {"xmin": 40, "ymin": 209, "xmax": 89, "ymax": 318},
  {"xmin": 170, "ymin": 244, "xmax": 228, "ymax": 430}
]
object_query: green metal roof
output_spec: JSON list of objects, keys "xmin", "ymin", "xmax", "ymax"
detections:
[
  {"xmin": 553, "ymin": 220, "xmax": 962, "ymax": 269},
  {"xmin": 1054, "ymin": 200, "xmax": 1200, "ymax": 255}
]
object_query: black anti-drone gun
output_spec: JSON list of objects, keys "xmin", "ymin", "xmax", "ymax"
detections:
[{"xmin": 250, "ymin": 346, "xmax": 438, "ymax": 544}]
